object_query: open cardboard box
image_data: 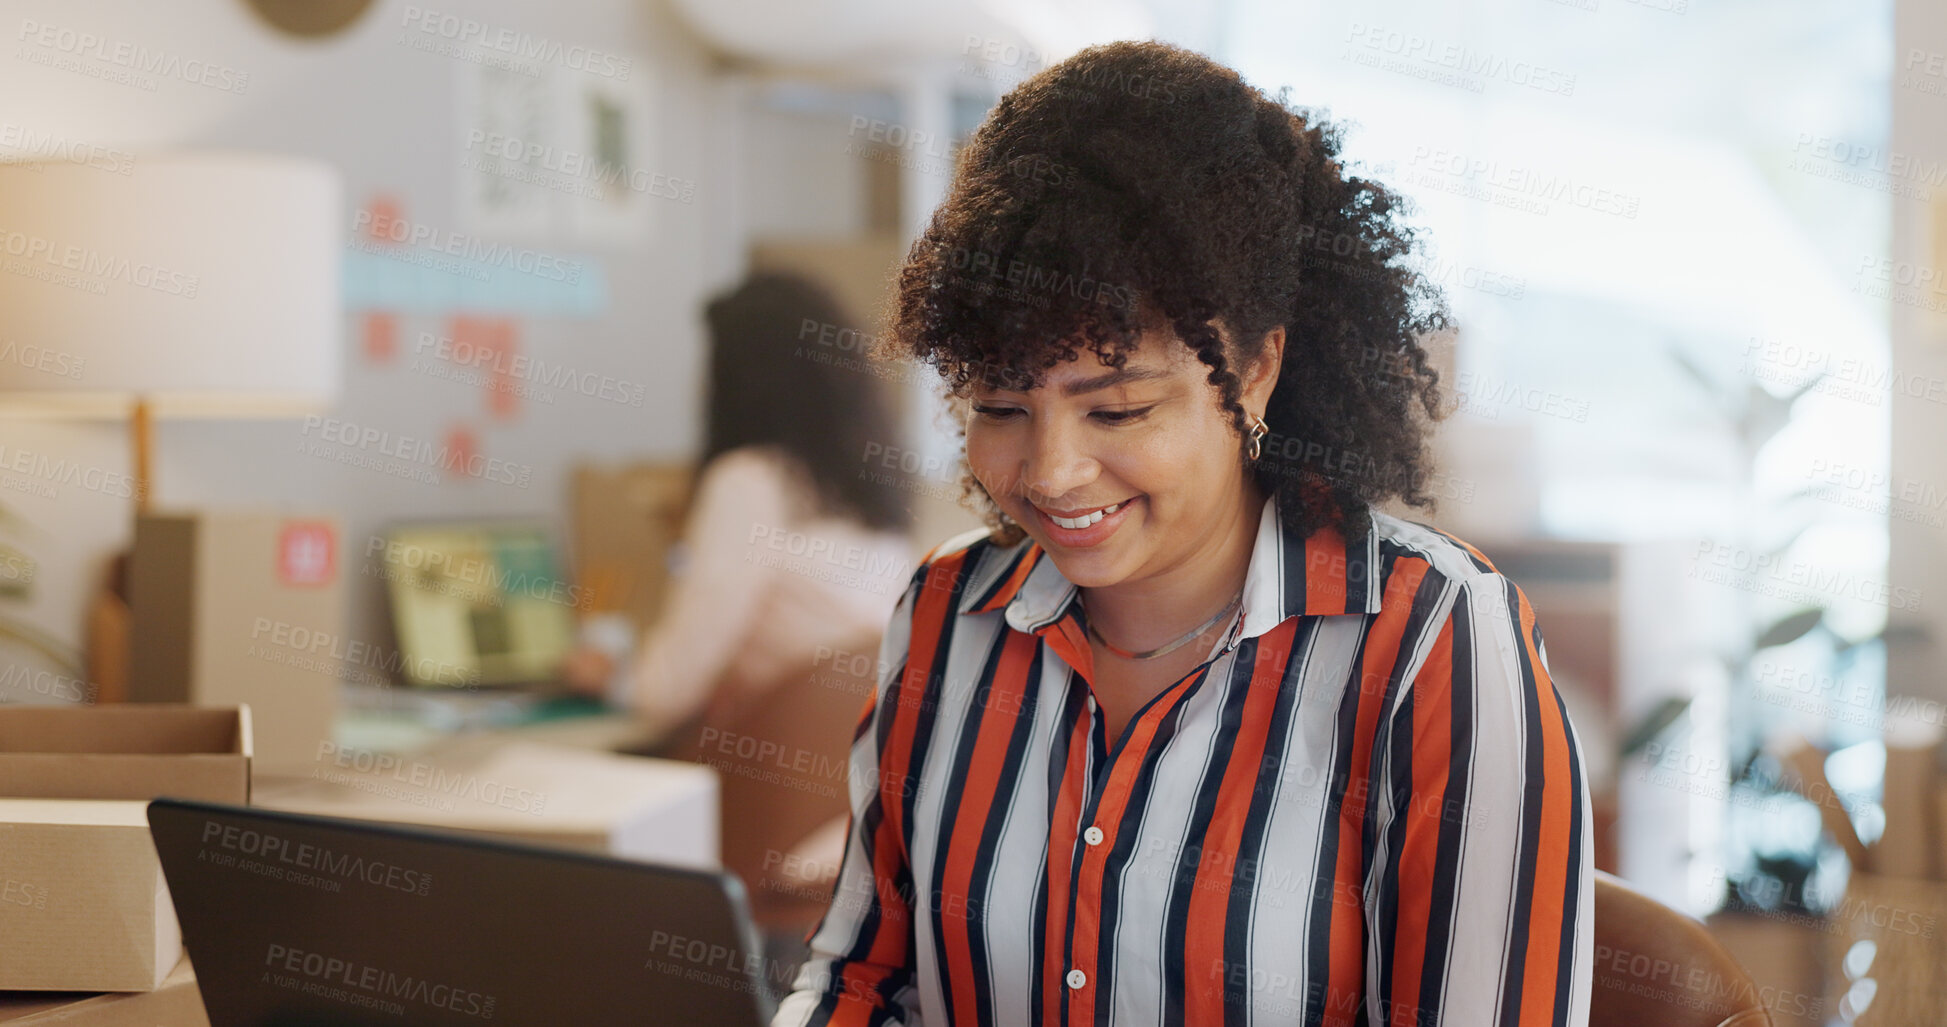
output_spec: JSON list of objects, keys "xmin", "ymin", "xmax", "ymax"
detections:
[
  {"xmin": 0, "ymin": 800, "xmax": 180, "ymax": 992},
  {"xmin": 0, "ymin": 706, "xmax": 249, "ymax": 994},
  {"xmin": 0, "ymin": 705, "xmax": 251, "ymax": 805}
]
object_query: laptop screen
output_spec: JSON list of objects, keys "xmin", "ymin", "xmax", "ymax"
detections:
[
  {"xmin": 375, "ymin": 521, "xmax": 581, "ymax": 688},
  {"xmin": 148, "ymin": 798, "xmax": 775, "ymax": 1026}
]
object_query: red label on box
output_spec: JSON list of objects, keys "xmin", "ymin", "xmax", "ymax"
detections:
[{"xmin": 278, "ymin": 522, "xmax": 336, "ymax": 587}]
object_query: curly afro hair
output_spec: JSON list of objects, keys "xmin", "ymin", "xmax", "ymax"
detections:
[{"xmin": 883, "ymin": 39, "xmax": 1454, "ymax": 548}]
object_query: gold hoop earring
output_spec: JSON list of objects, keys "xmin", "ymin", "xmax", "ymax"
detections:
[{"xmin": 1247, "ymin": 413, "xmax": 1269, "ymax": 461}]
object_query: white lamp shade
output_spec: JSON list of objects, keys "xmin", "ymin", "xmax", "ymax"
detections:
[
  {"xmin": 0, "ymin": 151, "xmax": 341, "ymax": 418},
  {"xmin": 666, "ymin": 0, "xmax": 987, "ymax": 65}
]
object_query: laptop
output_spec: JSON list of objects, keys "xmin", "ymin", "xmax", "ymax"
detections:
[
  {"xmin": 147, "ymin": 798, "xmax": 777, "ymax": 1026},
  {"xmin": 375, "ymin": 520, "xmax": 581, "ymax": 690}
]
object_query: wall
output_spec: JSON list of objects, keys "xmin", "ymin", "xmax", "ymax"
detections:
[
  {"xmin": 1890, "ymin": 0, "xmax": 1947, "ymax": 705},
  {"xmin": 0, "ymin": 0, "xmax": 735, "ymax": 693}
]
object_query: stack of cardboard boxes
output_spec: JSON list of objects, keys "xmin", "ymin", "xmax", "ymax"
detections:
[{"xmin": 0, "ymin": 705, "xmax": 250, "ymax": 1025}]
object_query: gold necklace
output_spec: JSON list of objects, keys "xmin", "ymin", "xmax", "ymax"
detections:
[{"xmin": 1083, "ymin": 588, "xmax": 1244, "ymax": 661}]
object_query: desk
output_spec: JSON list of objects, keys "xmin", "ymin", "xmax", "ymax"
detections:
[
  {"xmin": 253, "ymin": 697, "xmax": 718, "ymax": 869},
  {"xmin": 323, "ymin": 686, "xmax": 672, "ymax": 757},
  {"xmin": 0, "ymin": 957, "xmax": 206, "ymax": 1026}
]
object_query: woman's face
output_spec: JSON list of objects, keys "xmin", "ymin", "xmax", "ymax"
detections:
[{"xmin": 965, "ymin": 325, "xmax": 1282, "ymax": 588}]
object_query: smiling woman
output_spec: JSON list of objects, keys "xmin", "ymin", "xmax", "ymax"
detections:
[
  {"xmin": 772, "ymin": 39, "xmax": 1593, "ymax": 1027},
  {"xmin": 961, "ymin": 326, "xmax": 1290, "ymax": 744}
]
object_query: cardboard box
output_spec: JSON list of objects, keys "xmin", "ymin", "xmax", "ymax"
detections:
[
  {"xmin": 253, "ymin": 741, "xmax": 718, "ymax": 869},
  {"xmin": 130, "ymin": 512, "xmax": 342, "ymax": 774},
  {"xmin": 0, "ymin": 705, "xmax": 250, "ymax": 805},
  {"xmin": 0, "ymin": 956, "xmax": 207, "ymax": 1025},
  {"xmin": 571, "ymin": 463, "xmax": 693, "ymax": 631},
  {"xmin": 0, "ymin": 800, "xmax": 180, "ymax": 992},
  {"xmin": 1876, "ymin": 716, "xmax": 1940, "ymax": 879}
]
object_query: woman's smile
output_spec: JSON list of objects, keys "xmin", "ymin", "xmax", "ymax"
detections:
[{"xmin": 1030, "ymin": 495, "xmax": 1142, "ymax": 547}]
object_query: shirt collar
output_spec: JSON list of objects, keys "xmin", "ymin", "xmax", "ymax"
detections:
[{"xmin": 958, "ymin": 489, "xmax": 1386, "ymax": 636}]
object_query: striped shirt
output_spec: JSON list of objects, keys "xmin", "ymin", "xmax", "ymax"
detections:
[{"xmin": 772, "ymin": 491, "xmax": 1593, "ymax": 1026}]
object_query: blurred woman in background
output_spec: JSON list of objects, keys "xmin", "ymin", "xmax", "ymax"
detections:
[{"xmin": 565, "ymin": 270, "xmax": 915, "ymax": 944}]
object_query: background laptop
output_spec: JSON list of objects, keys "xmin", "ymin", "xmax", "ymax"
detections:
[
  {"xmin": 378, "ymin": 520, "xmax": 581, "ymax": 690},
  {"xmin": 148, "ymin": 798, "xmax": 776, "ymax": 1026}
]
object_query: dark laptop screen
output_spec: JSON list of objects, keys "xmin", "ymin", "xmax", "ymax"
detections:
[{"xmin": 148, "ymin": 799, "xmax": 774, "ymax": 1027}]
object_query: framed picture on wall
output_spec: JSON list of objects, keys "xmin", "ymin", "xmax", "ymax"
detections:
[
  {"xmin": 563, "ymin": 65, "xmax": 662, "ymax": 247},
  {"xmin": 456, "ymin": 62, "xmax": 557, "ymax": 239},
  {"xmin": 455, "ymin": 60, "xmax": 661, "ymax": 247}
]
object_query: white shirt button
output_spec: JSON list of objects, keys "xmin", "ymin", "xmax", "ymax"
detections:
[
  {"xmin": 1083, "ymin": 826, "xmax": 1105, "ymax": 846},
  {"xmin": 1066, "ymin": 969, "xmax": 1087, "ymax": 990}
]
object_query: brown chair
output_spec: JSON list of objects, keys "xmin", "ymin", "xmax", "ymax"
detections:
[
  {"xmin": 1592, "ymin": 870, "xmax": 1775, "ymax": 1027},
  {"xmin": 655, "ymin": 631, "xmax": 882, "ymax": 935}
]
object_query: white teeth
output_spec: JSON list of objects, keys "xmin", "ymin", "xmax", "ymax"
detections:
[{"xmin": 1048, "ymin": 501, "xmax": 1123, "ymax": 530}]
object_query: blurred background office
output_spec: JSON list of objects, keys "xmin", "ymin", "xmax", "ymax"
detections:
[{"xmin": 1, "ymin": 0, "xmax": 1945, "ymax": 1021}]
